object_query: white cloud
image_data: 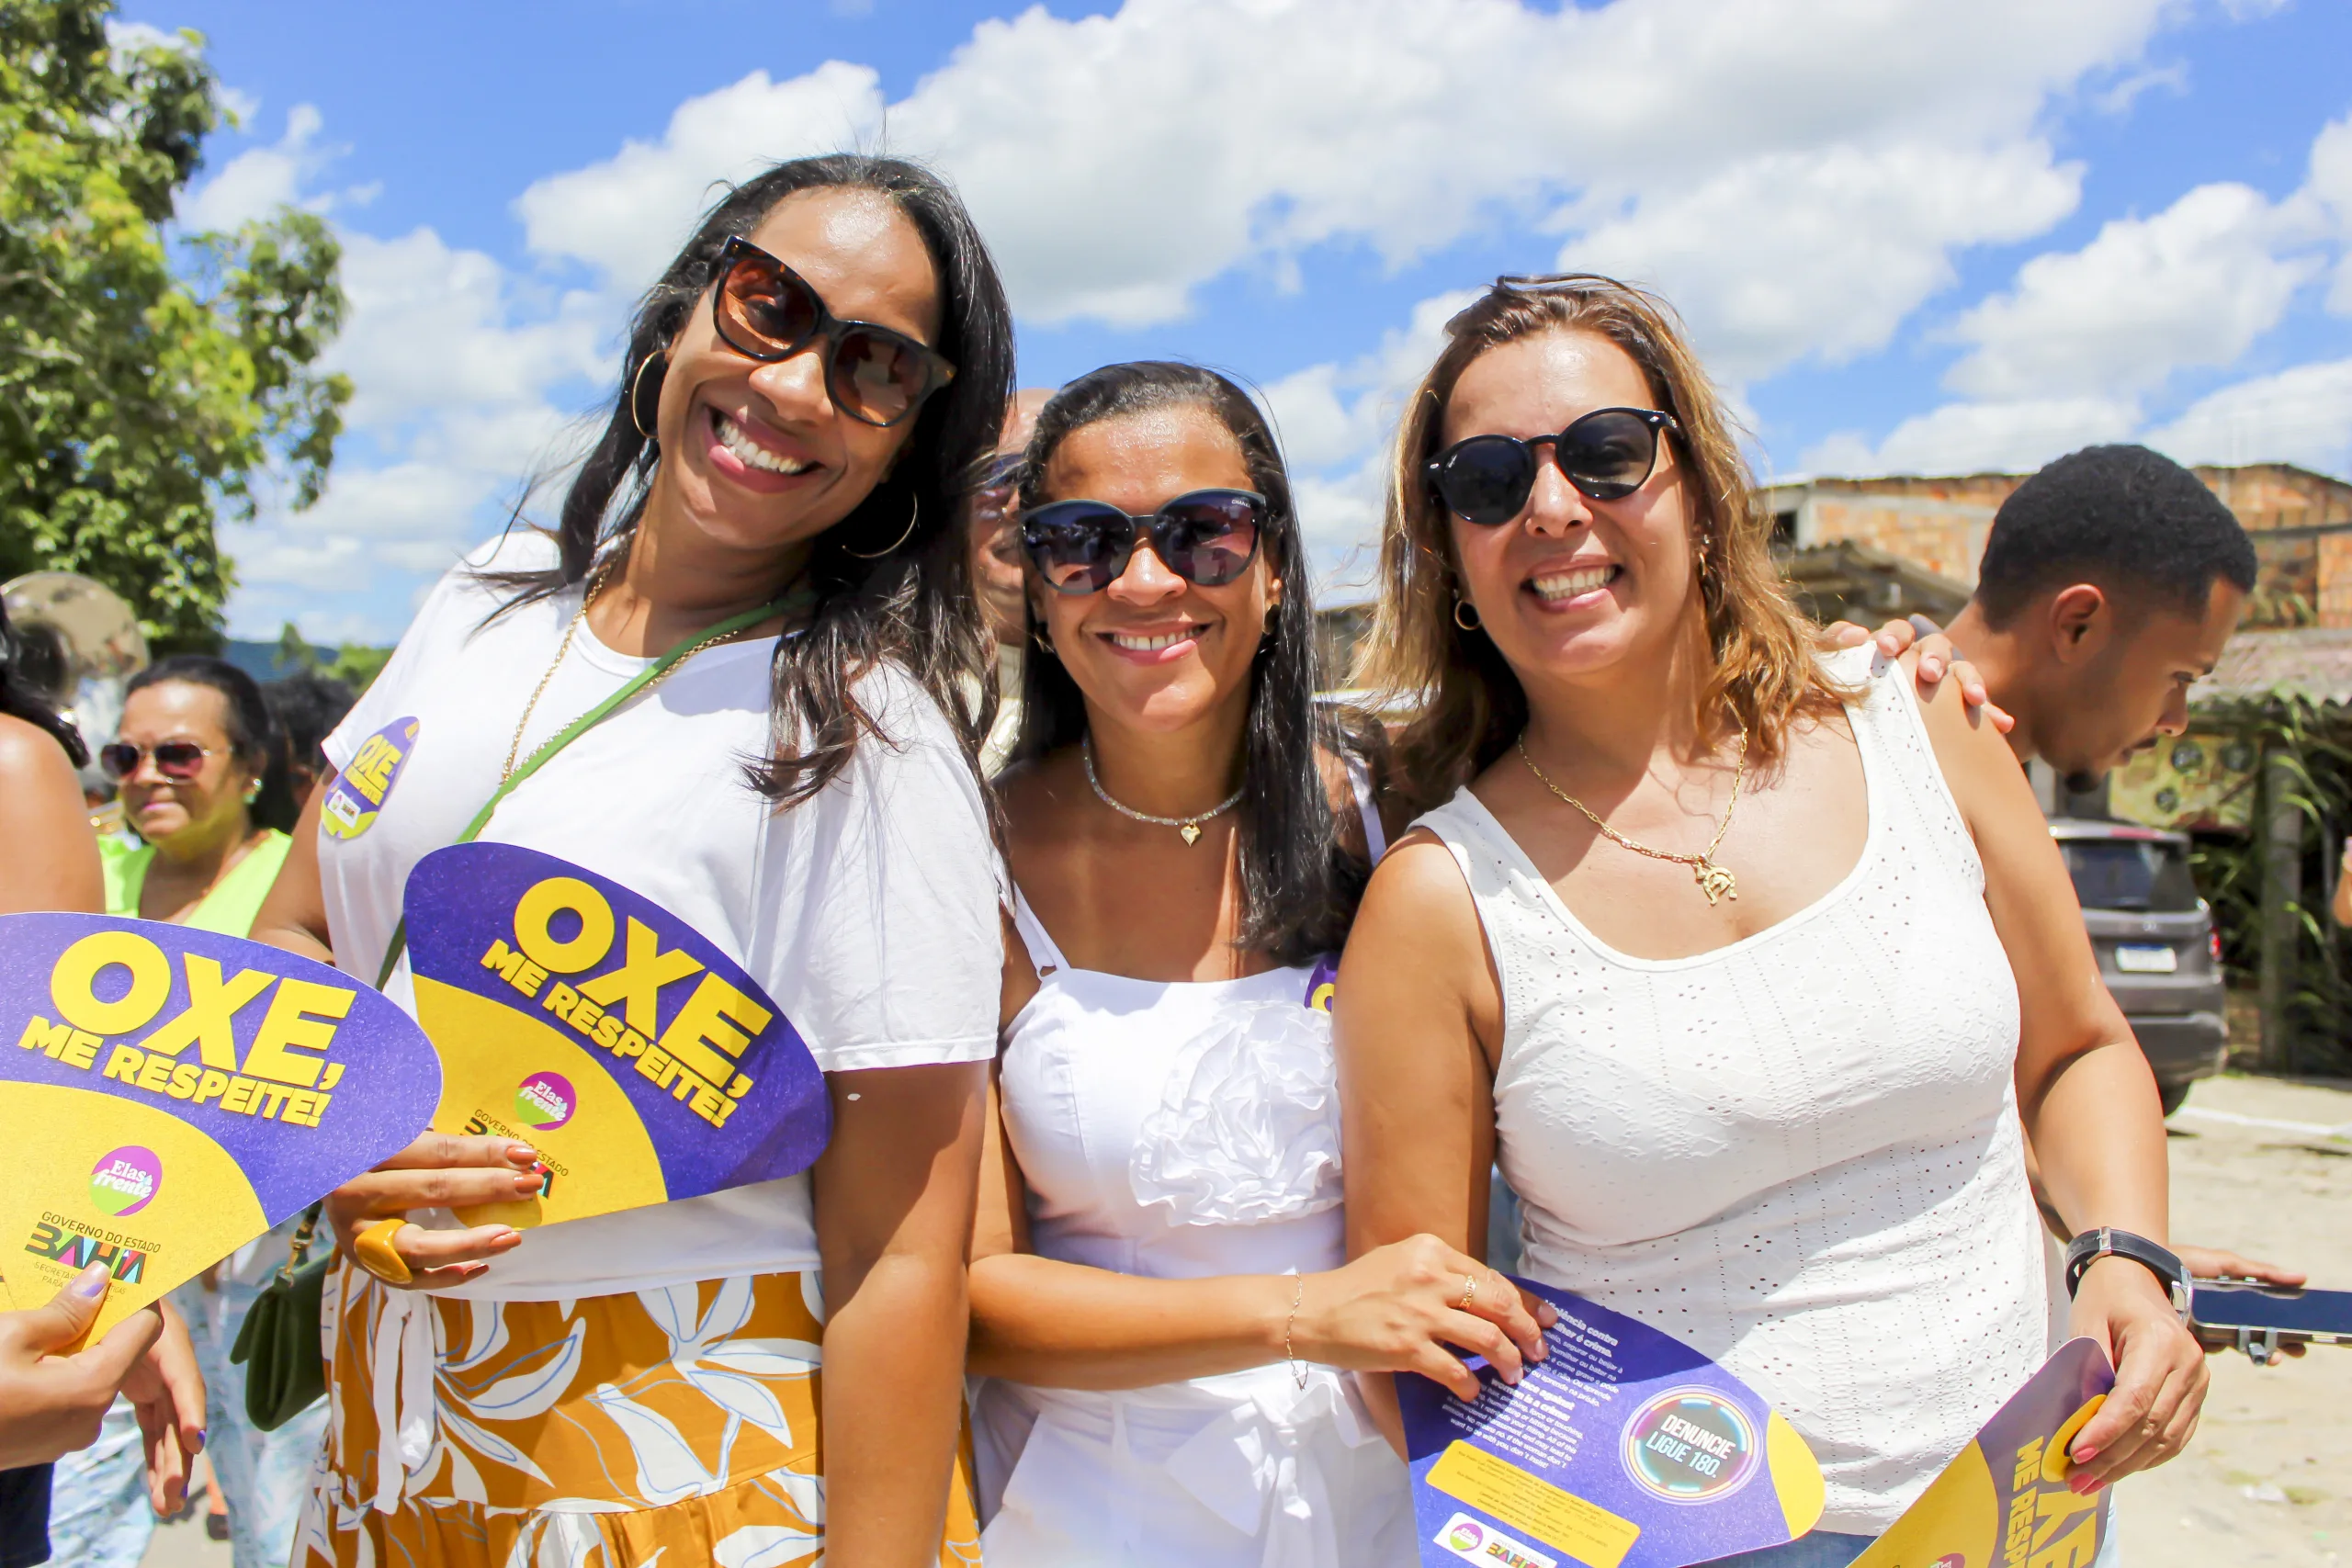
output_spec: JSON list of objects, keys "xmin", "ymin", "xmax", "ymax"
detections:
[
  {"xmin": 178, "ymin": 105, "xmax": 334, "ymax": 231},
  {"xmin": 1941, "ymin": 182, "xmax": 2322, "ymax": 400},
  {"xmin": 2145, "ymin": 357, "xmax": 2352, "ymax": 475},
  {"xmin": 1563, "ymin": 141, "xmax": 2082, "ymax": 384},
  {"xmin": 514, "ymin": 63, "xmax": 886, "ymax": 289},
  {"xmin": 2309, "ymin": 113, "xmax": 2352, "ymax": 313},
  {"xmin": 1802, "ymin": 397, "xmax": 2139, "ymax": 477}
]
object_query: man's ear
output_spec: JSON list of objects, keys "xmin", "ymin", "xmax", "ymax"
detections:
[{"xmin": 2045, "ymin": 582, "xmax": 2110, "ymax": 664}]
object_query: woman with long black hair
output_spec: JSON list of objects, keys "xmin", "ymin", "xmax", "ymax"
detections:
[
  {"xmin": 966, "ymin": 363, "xmax": 1550, "ymax": 1567},
  {"xmin": 250, "ymin": 154, "xmax": 1014, "ymax": 1568}
]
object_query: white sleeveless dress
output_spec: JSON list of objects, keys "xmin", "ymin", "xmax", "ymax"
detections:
[
  {"xmin": 1414, "ymin": 648, "xmax": 2047, "ymax": 1537},
  {"xmin": 972, "ymin": 782, "xmax": 1415, "ymax": 1568}
]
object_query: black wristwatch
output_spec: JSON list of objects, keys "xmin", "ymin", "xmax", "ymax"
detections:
[{"xmin": 2064, "ymin": 1228, "xmax": 2189, "ymax": 1319}]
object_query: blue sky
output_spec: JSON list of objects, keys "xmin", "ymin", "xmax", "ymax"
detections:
[{"xmin": 117, "ymin": 0, "xmax": 2352, "ymax": 642}]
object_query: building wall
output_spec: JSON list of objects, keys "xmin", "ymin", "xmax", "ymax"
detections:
[{"xmin": 1764, "ymin": 463, "xmax": 2352, "ymax": 628}]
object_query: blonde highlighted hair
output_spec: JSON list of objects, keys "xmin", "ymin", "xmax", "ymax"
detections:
[{"xmin": 1357, "ymin": 274, "xmax": 1841, "ymax": 808}]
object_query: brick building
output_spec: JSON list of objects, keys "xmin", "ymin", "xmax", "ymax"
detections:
[{"xmin": 1762, "ymin": 462, "xmax": 2352, "ymax": 628}]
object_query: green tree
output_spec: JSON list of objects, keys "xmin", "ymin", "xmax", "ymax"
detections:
[{"xmin": 0, "ymin": 0, "xmax": 350, "ymax": 651}]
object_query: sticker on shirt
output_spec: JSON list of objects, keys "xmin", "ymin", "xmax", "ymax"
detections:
[
  {"xmin": 321, "ymin": 716, "xmax": 419, "ymax": 840},
  {"xmin": 1400, "ymin": 1277, "xmax": 1825, "ymax": 1568},
  {"xmin": 1848, "ymin": 1337, "xmax": 2114, "ymax": 1568},
  {"xmin": 401, "ymin": 842, "xmax": 831, "ymax": 1229},
  {"xmin": 1304, "ymin": 953, "xmax": 1338, "ymax": 1012},
  {"xmin": 0, "ymin": 915, "xmax": 443, "ymax": 1346}
]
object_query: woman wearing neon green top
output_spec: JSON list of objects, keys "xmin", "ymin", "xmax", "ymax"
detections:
[{"xmin": 57, "ymin": 654, "xmax": 304, "ymax": 1568}]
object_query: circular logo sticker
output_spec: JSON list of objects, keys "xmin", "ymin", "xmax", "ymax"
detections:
[
  {"xmin": 1446, "ymin": 1520, "xmax": 1485, "ymax": 1553},
  {"xmin": 89, "ymin": 1146, "xmax": 162, "ymax": 1217},
  {"xmin": 514, "ymin": 1071, "xmax": 576, "ymax": 1131},
  {"xmin": 1622, "ymin": 1386, "xmax": 1759, "ymax": 1505}
]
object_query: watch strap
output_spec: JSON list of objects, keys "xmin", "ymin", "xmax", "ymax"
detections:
[{"xmin": 2064, "ymin": 1227, "xmax": 2189, "ymax": 1317}]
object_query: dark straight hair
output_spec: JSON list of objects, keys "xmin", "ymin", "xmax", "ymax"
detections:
[
  {"xmin": 1012, "ymin": 361, "xmax": 1381, "ymax": 965},
  {"xmin": 0, "ymin": 595, "xmax": 88, "ymax": 768},
  {"xmin": 124, "ymin": 655, "xmax": 299, "ymax": 832},
  {"xmin": 485, "ymin": 153, "xmax": 1016, "ymax": 807}
]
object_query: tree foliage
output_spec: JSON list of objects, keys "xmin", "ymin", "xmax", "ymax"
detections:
[{"xmin": 0, "ymin": 0, "xmax": 350, "ymax": 650}]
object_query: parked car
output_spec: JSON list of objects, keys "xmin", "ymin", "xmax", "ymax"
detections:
[{"xmin": 2050, "ymin": 818, "xmax": 2227, "ymax": 1115}]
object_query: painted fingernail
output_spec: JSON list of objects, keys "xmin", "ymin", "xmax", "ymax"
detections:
[
  {"xmin": 2072, "ymin": 1445, "xmax": 2098, "ymax": 1463},
  {"xmin": 73, "ymin": 1264, "xmax": 111, "ymax": 1299},
  {"xmin": 2070, "ymin": 1473, "xmax": 2103, "ymax": 1495},
  {"xmin": 508, "ymin": 1145, "xmax": 538, "ymax": 1163}
]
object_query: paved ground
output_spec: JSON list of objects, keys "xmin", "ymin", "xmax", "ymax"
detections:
[
  {"xmin": 135, "ymin": 1073, "xmax": 2352, "ymax": 1567},
  {"xmin": 2113, "ymin": 1073, "xmax": 2352, "ymax": 1567}
]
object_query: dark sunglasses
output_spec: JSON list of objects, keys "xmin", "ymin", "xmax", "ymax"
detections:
[
  {"xmin": 100, "ymin": 740, "xmax": 218, "ymax": 781},
  {"xmin": 1021, "ymin": 489, "xmax": 1266, "ymax": 595},
  {"xmin": 711, "ymin": 236, "xmax": 956, "ymax": 428},
  {"xmin": 1426, "ymin": 407, "xmax": 1679, "ymax": 525}
]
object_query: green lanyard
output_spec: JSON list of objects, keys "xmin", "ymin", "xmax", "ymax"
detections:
[{"xmin": 373, "ymin": 592, "xmax": 791, "ymax": 990}]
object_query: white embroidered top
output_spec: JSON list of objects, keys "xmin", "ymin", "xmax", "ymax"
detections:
[{"xmin": 1413, "ymin": 648, "xmax": 2047, "ymax": 1536}]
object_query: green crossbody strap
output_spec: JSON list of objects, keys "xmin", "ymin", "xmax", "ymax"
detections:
[{"xmin": 372, "ymin": 592, "xmax": 790, "ymax": 991}]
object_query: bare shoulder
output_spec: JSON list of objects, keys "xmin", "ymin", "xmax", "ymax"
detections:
[
  {"xmin": 0, "ymin": 712, "xmax": 79, "ymax": 791},
  {"xmin": 1903, "ymin": 652, "xmax": 2032, "ymax": 829},
  {"xmin": 1351, "ymin": 829, "xmax": 1484, "ymax": 964}
]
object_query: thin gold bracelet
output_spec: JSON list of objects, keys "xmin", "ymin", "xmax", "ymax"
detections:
[{"xmin": 1284, "ymin": 1273, "xmax": 1308, "ymax": 1388}]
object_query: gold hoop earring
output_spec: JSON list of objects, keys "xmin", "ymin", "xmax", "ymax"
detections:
[
  {"xmin": 628, "ymin": 354, "xmax": 665, "ymax": 441},
  {"xmin": 843, "ymin": 492, "xmax": 920, "ymax": 559},
  {"xmin": 1453, "ymin": 596, "xmax": 1482, "ymax": 631}
]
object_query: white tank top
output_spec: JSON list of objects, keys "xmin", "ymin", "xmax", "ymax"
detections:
[
  {"xmin": 974, "ymin": 775, "xmax": 1412, "ymax": 1567},
  {"xmin": 1414, "ymin": 647, "xmax": 2047, "ymax": 1536}
]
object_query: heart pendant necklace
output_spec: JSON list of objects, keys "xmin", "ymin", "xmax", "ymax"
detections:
[{"xmin": 1083, "ymin": 741, "xmax": 1244, "ymax": 847}]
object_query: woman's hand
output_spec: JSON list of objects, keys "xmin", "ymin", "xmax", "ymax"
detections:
[
  {"xmin": 2180, "ymin": 1244, "xmax": 2310, "ymax": 1360},
  {"xmin": 323, "ymin": 1133, "xmax": 541, "ymax": 1290},
  {"xmin": 119, "ymin": 1298, "xmax": 205, "ymax": 1517},
  {"xmin": 2063, "ymin": 1257, "xmax": 2209, "ymax": 1491},
  {"xmin": 1823, "ymin": 616, "xmax": 2015, "ymax": 733},
  {"xmin": 1295, "ymin": 1234, "xmax": 1554, "ymax": 1401},
  {"xmin": 0, "ymin": 1265, "xmax": 164, "ymax": 1471}
]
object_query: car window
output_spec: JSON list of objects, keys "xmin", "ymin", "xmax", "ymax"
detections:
[{"xmin": 2060, "ymin": 839, "xmax": 2201, "ymax": 912}]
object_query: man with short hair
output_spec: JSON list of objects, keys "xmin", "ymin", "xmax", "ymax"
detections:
[
  {"xmin": 1925, "ymin": 445, "xmax": 2304, "ymax": 1333},
  {"xmin": 1943, "ymin": 444, "xmax": 2256, "ymax": 793}
]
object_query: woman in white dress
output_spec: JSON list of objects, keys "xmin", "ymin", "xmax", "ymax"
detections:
[
  {"xmin": 1339, "ymin": 276, "xmax": 2208, "ymax": 1567},
  {"xmin": 968, "ymin": 362, "xmax": 1551, "ymax": 1568}
]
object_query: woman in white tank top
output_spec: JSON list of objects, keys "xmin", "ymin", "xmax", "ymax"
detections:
[
  {"xmin": 1338, "ymin": 277, "xmax": 2208, "ymax": 1566},
  {"xmin": 967, "ymin": 364, "xmax": 1552, "ymax": 1568}
]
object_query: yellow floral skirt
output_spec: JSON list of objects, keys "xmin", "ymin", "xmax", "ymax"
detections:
[{"xmin": 293, "ymin": 1262, "xmax": 980, "ymax": 1568}]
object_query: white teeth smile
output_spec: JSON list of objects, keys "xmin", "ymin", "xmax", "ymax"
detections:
[
  {"xmin": 1531, "ymin": 565, "xmax": 1618, "ymax": 601},
  {"xmin": 714, "ymin": 412, "xmax": 813, "ymax": 476},
  {"xmin": 1107, "ymin": 628, "xmax": 1198, "ymax": 651}
]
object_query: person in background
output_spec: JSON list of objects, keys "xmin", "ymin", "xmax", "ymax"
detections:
[
  {"xmin": 154, "ymin": 670, "xmax": 363, "ymax": 1564},
  {"xmin": 98, "ymin": 657, "xmax": 298, "ymax": 929},
  {"xmin": 53, "ymin": 654, "xmax": 297, "ymax": 1566},
  {"xmin": 1917, "ymin": 447, "xmax": 2305, "ymax": 1333},
  {"xmin": 0, "ymin": 602, "xmax": 208, "ymax": 1568},
  {"xmin": 1342, "ymin": 276, "xmax": 2205, "ymax": 1566},
  {"xmin": 969, "ymin": 387, "xmax": 1054, "ymax": 771},
  {"xmin": 265, "ymin": 670, "xmax": 359, "ymax": 807}
]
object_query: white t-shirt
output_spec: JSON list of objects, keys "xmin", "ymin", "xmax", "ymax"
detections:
[{"xmin": 319, "ymin": 532, "xmax": 1002, "ymax": 1300}]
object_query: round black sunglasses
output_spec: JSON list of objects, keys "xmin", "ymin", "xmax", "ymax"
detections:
[
  {"xmin": 1427, "ymin": 406, "xmax": 1679, "ymax": 525},
  {"xmin": 1020, "ymin": 489, "xmax": 1266, "ymax": 595}
]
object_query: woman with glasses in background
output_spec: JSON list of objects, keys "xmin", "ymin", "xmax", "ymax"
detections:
[
  {"xmin": 249, "ymin": 154, "xmax": 1014, "ymax": 1568},
  {"xmin": 967, "ymin": 362, "xmax": 1551, "ymax": 1568},
  {"xmin": 1339, "ymin": 276, "xmax": 2205, "ymax": 1567},
  {"xmin": 48, "ymin": 653, "xmax": 290, "ymax": 1568}
]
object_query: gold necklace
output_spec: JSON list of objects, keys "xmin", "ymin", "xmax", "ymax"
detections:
[
  {"xmin": 1516, "ymin": 728, "xmax": 1750, "ymax": 906},
  {"xmin": 503, "ymin": 562, "xmax": 782, "ymax": 783}
]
